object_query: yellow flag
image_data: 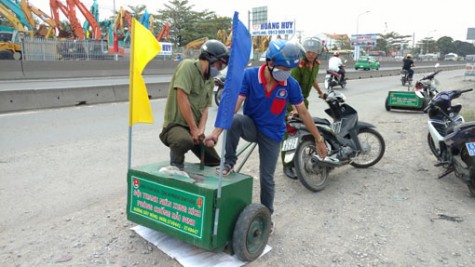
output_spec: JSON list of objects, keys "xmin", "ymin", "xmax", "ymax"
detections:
[{"xmin": 129, "ymin": 18, "xmax": 162, "ymax": 126}]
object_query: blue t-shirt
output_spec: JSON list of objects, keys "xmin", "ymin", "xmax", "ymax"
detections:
[{"xmin": 240, "ymin": 65, "xmax": 304, "ymax": 142}]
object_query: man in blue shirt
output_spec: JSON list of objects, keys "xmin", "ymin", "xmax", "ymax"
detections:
[{"xmin": 204, "ymin": 39, "xmax": 328, "ymax": 233}]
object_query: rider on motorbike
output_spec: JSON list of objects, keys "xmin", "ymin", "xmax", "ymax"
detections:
[
  {"xmin": 402, "ymin": 54, "xmax": 415, "ymax": 81},
  {"xmin": 328, "ymin": 51, "xmax": 345, "ymax": 84}
]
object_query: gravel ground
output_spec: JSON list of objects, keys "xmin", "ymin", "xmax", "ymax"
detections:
[{"xmin": 1, "ymin": 71, "xmax": 474, "ymax": 267}]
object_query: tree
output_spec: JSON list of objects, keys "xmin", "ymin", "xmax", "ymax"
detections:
[
  {"xmin": 156, "ymin": 0, "xmax": 231, "ymax": 48},
  {"xmin": 453, "ymin": 40, "xmax": 475, "ymax": 57},
  {"xmin": 436, "ymin": 36, "xmax": 454, "ymax": 55},
  {"xmin": 127, "ymin": 5, "xmax": 147, "ymax": 19}
]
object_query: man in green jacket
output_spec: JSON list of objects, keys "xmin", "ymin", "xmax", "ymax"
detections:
[{"xmin": 282, "ymin": 37, "xmax": 325, "ymax": 179}]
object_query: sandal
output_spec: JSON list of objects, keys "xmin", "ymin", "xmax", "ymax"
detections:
[{"xmin": 216, "ymin": 164, "xmax": 234, "ymax": 176}]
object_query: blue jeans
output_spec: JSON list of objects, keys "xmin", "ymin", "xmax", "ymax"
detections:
[
  {"xmin": 224, "ymin": 114, "xmax": 281, "ymax": 214},
  {"xmin": 405, "ymin": 68, "xmax": 414, "ymax": 79}
]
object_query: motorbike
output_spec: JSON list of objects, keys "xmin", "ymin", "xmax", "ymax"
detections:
[
  {"xmin": 414, "ymin": 69, "xmax": 440, "ymax": 96},
  {"xmin": 282, "ymin": 88, "xmax": 386, "ymax": 192},
  {"xmin": 324, "ymin": 65, "xmax": 347, "ymax": 90},
  {"xmin": 419, "ymin": 88, "xmax": 475, "ymax": 196},
  {"xmin": 413, "ymin": 67, "xmax": 441, "ymax": 108},
  {"xmin": 400, "ymin": 69, "xmax": 413, "ymax": 89},
  {"xmin": 213, "ymin": 67, "xmax": 227, "ymax": 106}
]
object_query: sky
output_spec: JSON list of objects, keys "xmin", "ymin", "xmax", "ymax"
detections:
[{"xmin": 34, "ymin": 0, "xmax": 474, "ymax": 44}]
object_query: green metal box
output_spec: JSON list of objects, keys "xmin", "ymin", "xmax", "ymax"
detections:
[
  {"xmin": 386, "ymin": 91, "xmax": 423, "ymax": 109},
  {"xmin": 127, "ymin": 162, "xmax": 253, "ymax": 250}
]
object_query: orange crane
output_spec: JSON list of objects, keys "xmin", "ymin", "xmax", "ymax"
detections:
[
  {"xmin": 67, "ymin": 0, "xmax": 101, "ymax": 39},
  {"xmin": 50, "ymin": 0, "xmax": 84, "ymax": 39},
  {"xmin": 156, "ymin": 22, "xmax": 170, "ymax": 42}
]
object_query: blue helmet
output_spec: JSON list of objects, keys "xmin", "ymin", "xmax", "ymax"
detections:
[{"xmin": 265, "ymin": 39, "xmax": 303, "ymax": 68}]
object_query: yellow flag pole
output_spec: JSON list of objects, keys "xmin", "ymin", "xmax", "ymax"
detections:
[{"xmin": 127, "ymin": 20, "xmax": 136, "ymax": 170}]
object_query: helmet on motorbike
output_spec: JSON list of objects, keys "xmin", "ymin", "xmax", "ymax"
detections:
[
  {"xmin": 334, "ymin": 51, "xmax": 340, "ymax": 56},
  {"xmin": 265, "ymin": 39, "xmax": 303, "ymax": 68},
  {"xmin": 431, "ymin": 92, "xmax": 451, "ymax": 111},
  {"xmin": 302, "ymin": 37, "xmax": 323, "ymax": 53},
  {"xmin": 199, "ymin": 39, "xmax": 229, "ymax": 65},
  {"xmin": 326, "ymin": 90, "xmax": 346, "ymax": 103},
  {"xmin": 406, "ymin": 54, "xmax": 412, "ymax": 58}
]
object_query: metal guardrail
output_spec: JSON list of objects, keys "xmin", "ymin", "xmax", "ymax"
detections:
[{"xmin": 22, "ymin": 38, "xmax": 113, "ymax": 61}]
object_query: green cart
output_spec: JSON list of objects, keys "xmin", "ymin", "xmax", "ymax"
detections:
[
  {"xmin": 385, "ymin": 90, "xmax": 427, "ymax": 111},
  {"xmin": 126, "ymin": 160, "xmax": 270, "ymax": 262}
]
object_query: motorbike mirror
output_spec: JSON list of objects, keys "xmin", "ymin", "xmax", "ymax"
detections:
[
  {"xmin": 414, "ymin": 90, "xmax": 425, "ymax": 99},
  {"xmin": 434, "ymin": 63, "xmax": 440, "ymax": 68}
]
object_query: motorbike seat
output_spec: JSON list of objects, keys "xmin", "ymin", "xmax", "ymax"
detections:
[
  {"xmin": 453, "ymin": 121, "xmax": 475, "ymax": 133},
  {"xmin": 313, "ymin": 117, "xmax": 331, "ymax": 125},
  {"xmin": 326, "ymin": 70, "xmax": 340, "ymax": 78}
]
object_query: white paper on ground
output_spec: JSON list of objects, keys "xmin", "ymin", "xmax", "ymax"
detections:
[{"xmin": 132, "ymin": 225, "xmax": 272, "ymax": 267}]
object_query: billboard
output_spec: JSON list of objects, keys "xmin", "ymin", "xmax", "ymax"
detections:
[
  {"xmin": 251, "ymin": 21, "xmax": 295, "ymax": 36},
  {"xmin": 467, "ymin": 28, "xmax": 475, "ymax": 40}
]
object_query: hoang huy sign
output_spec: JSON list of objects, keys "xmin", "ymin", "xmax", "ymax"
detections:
[
  {"xmin": 129, "ymin": 176, "xmax": 205, "ymax": 238},
  {"xmin": 251, "ymin": 21, "xmax": 295, "ymax": 36}
]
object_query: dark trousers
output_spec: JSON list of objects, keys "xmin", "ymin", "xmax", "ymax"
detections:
[
  {"xmin": 160, "ymin": 125, "xmax": 220, "ymax": 169},
  {"xmin": 224, "ymin": 114, "xmax": 280, "ymax": 214}
]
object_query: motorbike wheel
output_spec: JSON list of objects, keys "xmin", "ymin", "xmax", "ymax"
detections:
[
  {"xmin": 459, "ymin": 147, "xmax": 475, "ymax": 197},
  {"xmin": 340, "ymin": 81, "xmax": 346, "ymax": 89},
  {"xmin": 427, "ymin": 133, "xmax": 442, "ymax": 159},
  {"xmin": 350, "ymin": 128, "xmax": 386, "ymax": 168},
  {"xmin": 214, "ymin": 86, "xmax": 223, "ymax": 106},
  {"xmin": 401, "ymin": 79, "xmax": 406, "ymax": 86},
  {"xmin": 294, "ymin": 139, "xmax": 329, "ymax": 192}
]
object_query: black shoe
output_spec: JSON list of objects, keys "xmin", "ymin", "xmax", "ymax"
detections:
[{"xmin": 283, "ymin": 166, "xmax": 298, "ymax": 179}]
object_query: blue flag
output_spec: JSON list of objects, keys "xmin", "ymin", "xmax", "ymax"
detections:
[{"xmin": 214, "ymin": 12, "xmax": 252, "ymax": 129}]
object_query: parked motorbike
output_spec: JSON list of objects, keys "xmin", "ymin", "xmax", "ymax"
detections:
[
  {"xmin": 282, "ymin": 89, "xmax": 386, "ymax": 192},
  {"xmin": 413, "ymin": 68, "xmax": 441, "ymax": 108},
  {"xmin": 324, "ymin": 65, "xmax": 347, "ymax": 90},
  {"xmin": 213, "ymin": 67, "xmax": 227, "ymax": 106},
  {"xmin": 419, "ymin": 88, "xmax": 475, "ymax": 196}
]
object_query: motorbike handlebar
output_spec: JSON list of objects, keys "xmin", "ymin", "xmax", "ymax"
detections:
[{"xmin": 461, "ymin": 88, "xmax": 474, "ymax": 94}]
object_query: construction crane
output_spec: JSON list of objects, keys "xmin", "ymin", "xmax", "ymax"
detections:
[
  {"xmin": 0, "ymin": 2, "xmax": 30, "ymax": 59},
  {"xmin": 184, "ymin": 37, "xmax": 208, "ymax": 58},
  {"xmin": 67, "ymin": 0, "xmax": 101, "ymax": 39},
  {"xmin": 114, "ymin": 6, "xmax": 132, "ymax": 43},
  {"xmin": 81, "ymin": 0, "xmax": 99, "ymax": 38},
  {"xmin": 19, "ymin": 0, "xmax": 57, "ymax": 39},
  {"xmin": 0, "ymin": 0, "xmax": 33, "ymax": 31},
  {"xmin": 156, "ymin": 22, "xmax": 170, "ymax": 42},
  {"xmin": 50, "ymin": 0, "xmax": 84, "ymax": 39}
]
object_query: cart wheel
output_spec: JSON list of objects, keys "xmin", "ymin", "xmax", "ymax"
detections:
[
  {"xmin": 232, "ymin": 203, "xmax": 271, "ymax": 262},
  {"xmin": 385, "ymin": 96, "xmax": 391, "ymax": 111}
]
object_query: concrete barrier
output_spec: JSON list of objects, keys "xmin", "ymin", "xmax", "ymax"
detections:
[
  {"xmin": 0, "ymin": 82, "xmax": 171, "ymax": 113},
  {"xmin": 0, "ymin": 61, "xmax": 465, "ymax": 113},
  {"xmin": 465, "ymin": 63, "xmax": 475, "ymax": 81}
]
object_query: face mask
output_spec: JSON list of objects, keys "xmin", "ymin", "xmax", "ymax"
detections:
[
  {"xmin": 209, "ymin": 66, "xmax": 220, "ymax": 78},
  {"xmin": 270, "ymin": 66, "xmax": 291, "ymax": 81}
]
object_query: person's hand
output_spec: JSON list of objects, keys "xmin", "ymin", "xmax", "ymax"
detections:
[
  {"xmin": 204, "ymin": 135, "xmax": 218, "ymax": 147},
  {"xmin": 287, "ymin": 110, "xmax": 298, "ymax": 120},
  {"xmin": 191, "ymin": 128, "xmax": 204, "ymax": 144},
  {"xmin": 315, "ymin": 140, "xmax": 328, "ymax": 159}
]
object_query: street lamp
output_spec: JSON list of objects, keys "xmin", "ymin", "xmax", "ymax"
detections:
[
  {"xmin": 356, "ymin": 10, "xmax": 370, "ymax": 34},
  {"xmin": 355, "ymin": 10, "xmax": 370, "ymax": 60},
  {"xmin": 422, "ymin": 29, "xmax": 437, "ymax": 55}
]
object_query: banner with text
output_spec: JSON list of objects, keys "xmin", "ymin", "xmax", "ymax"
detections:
[
  {"xmin": 129, "ymin": 177, "xmax": 205, "ymax": 238},
  {"xmin": 251, "ymin": 20, "xmax": 295, "ymax": 36},
  {"xmin": 158, "ymin": 42, "xmax": 172, "ymax": 56}
]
